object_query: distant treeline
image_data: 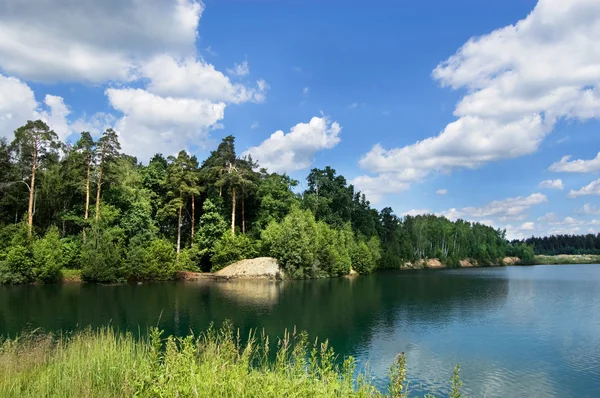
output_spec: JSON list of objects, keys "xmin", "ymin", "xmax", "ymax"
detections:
[
  {"xmin": 0, "ymin": 120, "xmax": 526, "ymax": 284},
  {"xmin": 513, "ymin": 234, "xmax": 600, "ymax": 255}
]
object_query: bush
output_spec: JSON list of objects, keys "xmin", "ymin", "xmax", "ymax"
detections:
[
  {"xmin": 144, "ymin": 238, "xmax": 178, "ymax": 280},
  {"xmin": 32, "ymin": 226, "xmax": 64, "ymax": 283},
  {"xmin": 194, "ymin": 199, "xmax": 227, "ymax": 271},
  {"xmin": 261, "ymin": 208, "xmax": 318, "ymax": 278},
  {"xmin": 61, "ymin": 236, "xmax": 82, "ymax": 269},
  {"xmin": 124, "ymin": 236, "xmax": 177, "ymax": 280},
  {"xmin": 315, "ymin": 222, "xmax": 351, "ymax": 277},
  {"xmin": 0, "ymin": 245, "xmax": 34, "ymax": 284},
  {"xmin": 351, "ymin": 241, "xmax": 376, "ymax": 274},
  {"xmin": 210, "ymin": 232, "xmax": 258, "ymax": 272},
  {"xmin": 81, "ymin": 226, "xmax": 124, "ymax": 283}
]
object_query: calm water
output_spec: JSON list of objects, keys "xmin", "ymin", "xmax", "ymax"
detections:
[{"xmin": 1, "ymin": 264, "xmax": 600, "ymax": 397}]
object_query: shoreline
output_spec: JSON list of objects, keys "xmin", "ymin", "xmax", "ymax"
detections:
[{"xmin": 10, "ymin": 254, "xmax": 600, "ymax": 285}]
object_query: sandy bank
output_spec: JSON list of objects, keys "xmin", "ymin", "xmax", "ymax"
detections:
[{"xmin": 178, "ymin": 257, "xmax": 283, "ymax": 281}]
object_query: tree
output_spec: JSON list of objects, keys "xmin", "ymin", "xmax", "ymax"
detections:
[
  {"xmin": 95, "ymin": 128, "xmax": 121, "ymax": 222},
  {"xmin": 193, "ymin": 199, "xmax": 227, "ymax": 271},
  {"xmin": 164, "ymin": 151, "xmax": 196, "ymax": 254},
  {"xmin": 10, "ymin": 120, "xmax": 60, "ymax": 235},
  {"xmin": 73, "ymin": 132, "xmax": 96, "ymax": 240}
]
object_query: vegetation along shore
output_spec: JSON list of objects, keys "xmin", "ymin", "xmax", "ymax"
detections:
[
  {"xmin": 1, "ymin": 121, "xmax": 598, "ymax": 285},
  {"xmin": 0, "ymin": 323, "xmax": 463, "ymax": 398}
]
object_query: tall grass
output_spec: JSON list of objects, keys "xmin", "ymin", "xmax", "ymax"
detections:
[{"xmin": 0, "ymin": 322, "xmax": 460, "ymax": 397}]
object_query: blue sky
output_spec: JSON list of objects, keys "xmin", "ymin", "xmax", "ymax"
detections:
[{"xmin": 1, "ymin": 0, "xmax": 599, "ymax": 239}]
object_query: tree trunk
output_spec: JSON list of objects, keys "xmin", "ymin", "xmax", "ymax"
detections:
[
  {"xmin": 177, "ymin": 191, "xmax": 182, "ymax": 255},
  {"xmin": 95, "ymin": 152, "xmax": 104, "ymax": 222},
  {"xmin": 231, "ymin": 187, "xmax": 236, "ymax": 235},
  {"xmin": 219, "ymin": 185, "xmax": 222, "ymax": 197},
  {"xmin": 241, "ymin": 191, "xmax": 245, "ymax": 234},
  {"xmin": 191, "ymin": 193, "xmax": 195, "ymax": 244},
  {"xmin": 27, "ymin": 144, "xmax": 37, "ymax": 236},
  {"xmin": 83, "ymin": 158, "xmax": 91, "ymax": 243}
]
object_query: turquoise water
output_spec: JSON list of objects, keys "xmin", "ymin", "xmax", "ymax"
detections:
[{"xmin": 1, "ymin": 264, "xmax": 599, "ymax": 396}]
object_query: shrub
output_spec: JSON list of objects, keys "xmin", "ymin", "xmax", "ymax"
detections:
[
  {"xmin": 261, "ymin": 208, "xmax": 318, "ymax": 278},
  {"xmin": 194, "ymin": 199, "xmax": 227, "ymax": 271},
  {"xmin": 351, "ymin": 241, "xmax": 376, "ymax": 274},
  {"xmin": 81, "ymin": 226, "xmax": 124, "ymax": 283},
  {"xmin": 32, "ymin": 226, "xmax": 64, "ymax": 283},
  {"xmin": 210, "ymin": 232, "xmax": 258, "ymax": 272},
  {"xmin": 124, "ymin": 236, "xmax": 177, "ymax": 280},
  {"xmin": 0, "ymin": 245, "xmax": 33, "ymax": 284}
]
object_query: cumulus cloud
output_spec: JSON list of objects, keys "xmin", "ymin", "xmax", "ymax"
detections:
[
  {"xmin": 0, "ymin": 74, "xmax": 72, "ymax": 141},
  {"xmin": 243, "ymin": 116, "xmax": 341, "ymax": 174},
  {"xmin": 106, "ymin": 88, "xmax": 226, "ymax": 157},
  {"xmin": 549, "ymin": 152, "xmax": 600, "ymax": 173},
  {"xmin": 356, "ymin": 0, "xmax": 600, "ymax": 201},
  {"xmin": 579, "ymin": 203, "xmax": 600, "ymax": 215},
  {"xmin": 303, "ymin": 87, "xmax": 309, "ymax": 95},
  {"xmin": 539, "ymin": 179, "xmax": 564, "ymax": 190},
  {"xmin": 538, "ymin": 212, "xmax": 557, "ymax": 222},
  {"xmin": 227, "ymin": 61, "xmax": 249, "ymax": 77},
  {"xmin": 436, "ymin": 189, "xmax": 448, "ymax": 195},
  {"xmin": 0, "ymin": 1, "xmax": 270, "ymax": 160},
  {"xmin": 402, "ymin": 209, "xmax": 431, "ymax": 217},
  {"xmin": 568, "ymin": 179, "xmax": 600, "ymax": 198},
  {"xmin": 141, "ymin": 56, "xmax": 267, "ymax": 104},
  {"xmin": 520, "ymin": 222, "xmax": 536, "ymax": 230},
  {"xmin": 460, "ymin": 193, "xmax": 548, "ymax": 219},
  {"xmin": 0, "ymin": 0, "xmax": 203, "ymax": 83}
]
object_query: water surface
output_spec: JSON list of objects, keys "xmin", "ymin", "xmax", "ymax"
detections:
[{"xmin": 1, "ymin": 264, "xmax": 599, "ymax": 397}]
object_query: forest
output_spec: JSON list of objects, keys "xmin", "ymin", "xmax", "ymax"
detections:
[
  {"xmin": 513, "ymin": 234, "xmax": 600, "ymax": 255},
  {"xmin": 0, "ymin": 120, "xmax": 526, "ymax": 284}
]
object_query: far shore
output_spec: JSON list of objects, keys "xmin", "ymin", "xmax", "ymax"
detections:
[{"xmin": 42, "ymin": 254, "xmax": 600, "ymax": 285}]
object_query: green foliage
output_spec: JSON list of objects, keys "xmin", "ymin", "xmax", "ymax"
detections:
[
  {"xmin": 388, "ymin": 353, "xmax": 408, "ymax": 398},
  {"xmin": 210, "ymin": 232, "xmax": 259, "ymax": 272},
  {"xmin": 61, "ymin": 236, "xmax": 82, "ymax": 269},
  {"xmin": 262, "ymin": 207, "xmax": 319, "ymax": 278},
  {"xmin": 81, "ymin": 226, "xmax": 124, "ymax": 283},
  {"xmin": 0, "ymin": 324, "xmax": 462, "ymax": 397},
  {"xmin": 32, "ymin": 226, "xmax": 64, "ymax": 283},
  {"xmin": 0, "ymin": 245, "xmax": 33, "ymax": 284},
  {"xmin": 352, "ymin": 240, "xmax": 377, "ymax": 274},
  {"xmin": 450, "ymin": 364, "xmax": 462, "ymax": 398},
  {"xmin": 507, "ymin": 243, "xmax": 535, "ymax": 265},
  {"xmin": 124, "ymin": 236, "xmax": 177, "ymax": 281},
  {"xmin": 193, "ymin": 199, "xmax": 228, "ymax": 270}
]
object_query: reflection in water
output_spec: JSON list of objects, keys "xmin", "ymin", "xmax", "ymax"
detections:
[{"xmin": 1, "ymin": 265, "xmax": 599, "ymax": 397}]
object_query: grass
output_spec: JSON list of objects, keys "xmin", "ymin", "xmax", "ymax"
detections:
[
  {"xmin": 0, "ymin": 323, "xmax": 462, "ymax": 398},
  {"xmin": 60, "ymin": 268, "xmax": 82, "ymax": 282},
  {"xmin": 534, "ymin": 254, "xmax": 600, "ymax": 265}
]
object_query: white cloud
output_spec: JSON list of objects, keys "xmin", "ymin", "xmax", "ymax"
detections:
[
  {"xmin": 250, "ymin": 121, "xmax": 259, "ymax": 130},
  {"xmin": 439, "ymin": 208, "xmax": 463, "ymax": 221},
  {"xmin": 356, "ymin": 0, "xmax": 600, "ymax": 200},
  {"xmin": 520, "ymin": 222, "xmax": 536, "ymax": 230},
  {"xmin": 0, "ymin": 0, "xmax": 203, "ymax": 83},
  {"xmin": 106, "ymin": 88, "xmax": 225, "ymax": 157},
  {"xmin": 568, "ymin": 179, "xmax": 600, "ymax": 198},
  {"xmin": 549, "ymin": 152, "xmax": 600, "ymax": 173},
  {"xmin": 0, "ymin": 74, "xmax": 72, "ymax": 141},
  {"xmin": 403, "ymin": 209, "xmax": 431, "ymax": 217},
  {"xmin": 579, "ymin": 203, "xmax": 600, "ymax": 215},
  {"xmin": 538, "ymin": 212, "xmax": 557, "ymax": 222},
  {"xmin": 243, "ymin": 116, "xmax": 341, "ymax": 174},
  {"xmin": 227, "ymin": 61, "xmax": 249, "ymax": 77},
  {"xmin": 303, "ymin": 87, "xmax": 309, "ymax": 95},
  {"xmin": 539, "ymin": 179, "xmax": 564, "ymax": 190},
  {"xmin": 461, "ymin": 193, "xmax": 548, "ymax": 219},
  {"xmin": 141, "ymin": 56, "xmax": 267, "ymax": 104},
  {"xmin": 436, "ymin": 189, "xmax": 448, "ymax": 195}
]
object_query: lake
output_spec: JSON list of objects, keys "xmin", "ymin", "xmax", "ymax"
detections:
[{"xmin": 1, "ymin": 264, "xmax": 599, "ymax": 397}]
